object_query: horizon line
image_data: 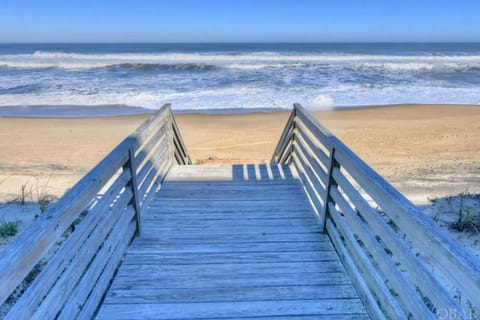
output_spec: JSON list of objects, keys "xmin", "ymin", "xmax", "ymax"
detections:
[{"xmin": 1, "ymin": 41, "xmax": 480, "ymax": 45}]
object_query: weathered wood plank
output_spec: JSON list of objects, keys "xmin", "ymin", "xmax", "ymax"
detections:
[
  {"xmin": 137, "ymin": 232, "xmax": 327, "ymax": 244},
  {"xmin": 115, "ymin": 260, "xmax": 340, "ymax": 277},
  {"xmin": 130, "ymin": 104, "xmax": 170, "ymax": 149},
  {"xmin": 291, "ymin": 153, "xmax": 324, "ymax": 223},
  {"xmin": 155, "ymin": 190, "xmax": 305, "ymax": 200},
  {"xmin": 143, "ymin": 218, "xmax": 320, "ymax": 228},
  {"xmin": 134, "ymin": 116, "xmax": 169, "ymax": 167},
  {"xmin": 294, "ymin": 103, "xmax": 333, "ymax": 150},
  {"xmin": 122, "ymin": 250, "xmax": 337, "ymax": 265},
  {"xmin": 295, "ymin": 120, "xmax": 330, "ymax": 169},
  {"xmin": 96, "ymin": 299, "xmax": 367, "ymax": 320},
  {"xmin": 148, "ymin": 199, "xmax": 312, "ymax": 209},
  {"xmin": 130, "ymin": 241, "xmax": 332, "ymax": 254},
  {"xmin": 143, "ymin": 225, "xmax": 323, "ymax": 236},
  {"xmin": 110, "ymin": 272, "xmax": 352, "ymax": 291},
  {"xmin": 106, "ymin": 284, "xmax": 359, "ymax": 304},
  {"xmin": 294, "ymin": 133, "xmax": 328, "ymax": 188},
  {"xmin": 292, "ymin": 143, "xmax": 326, "ymax": 202},
  {"xmin": 144, "ymin": 212, "xmax": 317, "ymax": 220}
]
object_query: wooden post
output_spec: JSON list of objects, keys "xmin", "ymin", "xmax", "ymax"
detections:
[
  {"xmin": 287, "ymin": 106, "xmax": 297, "ymax": 165},
  {"xmin": 321, "ymin": 147, "xmax": 338, "ymax": 233},
  {"xmin": 124, "ymin": 145, "xmax": 142, "ymax": 235}
]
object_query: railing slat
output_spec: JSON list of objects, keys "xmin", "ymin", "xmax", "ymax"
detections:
[
  {"xmin": 4, "ymin": 169, "xmax": 132, "ymax": 320},
  {"xmin": 292, "ymin": 143, "xmax": 326, "ymax": 203},
  {"xmin": 291, "ymin": 151, "xmax": 324, "ymax": 224},
  {"xmin": 171, "ymin": 112, "xmax": 192, "ymax": 165},
  {"xmin": 130, "ymin": 104, "xmax": 170, "ymax": 150},
  {"xmin": 271, "ymin": 110, "xmax": 295, "ymax": 163},
  {"xmin": 295, "ymin": 121, "xmax": 330, "ymax": 169},
  {"xmin": 272, "ymin": 103, "xmax": 480, "ymax": 318},
  {"xmin": 75, "ymin": 220, "xmax": 136, "ymax": 320},
  {"xmin": 0, "ymin": 137, "xmax": 132, "ymax": 306},
  {"xmin": 135, "ymin": 116, "xmax": 170, "ymax": 167},
  {"xmin": 327, "ymin": 202, "xmax": 407, "ymax": 319},
  {"xmin": 57, "ymin": 210, "xmax": 136, "ymax": 320},
  {"xmin": 326, "ymin": 219, "xmax": 387, "ymax": 320},
  {"xmin": 136, "ymin": 133, "xmax": 169, "ymax": 187},
  {"xmin": 332, "ymin": 167, "xmax": 463, "ymax": 314},
  {"xmin": 30, "ymin": 191, "xmax": 134, "ymax": 320},
  {"xmin": 294, "ymin": 133, "xmax": 328, "ymax": 188},
  {"xmin": 294, "ymin": 104, "xmax": 333, "ymax": 150},
  {"xmin": 332, "ymin": 139, "xmax": 480, "ymax": 308},
  {"xmin": 330, "ymin": 186, "xmax": 435, "ymax": 319}
]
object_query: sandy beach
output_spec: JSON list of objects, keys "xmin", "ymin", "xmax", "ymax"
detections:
[{"xmin": 1, "ymin": 104, "xmax": 480, "ymax": 204}]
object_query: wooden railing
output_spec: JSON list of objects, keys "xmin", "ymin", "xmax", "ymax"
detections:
[
  {"xmin": 272, "ymin": 103, "xmax": 480, "ymax": 320},
  {"xmin": 0, "ymin": 104, "xmax": 190, "ymax": 319}
]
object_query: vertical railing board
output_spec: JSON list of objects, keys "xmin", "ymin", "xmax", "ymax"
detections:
[
  {"xmin": 320, "ymin": 147, "xmax": 338, "ymax": 233},
  {"xmin": 126, "ymin": 146, "xmax": 142, "ymax": 235}
]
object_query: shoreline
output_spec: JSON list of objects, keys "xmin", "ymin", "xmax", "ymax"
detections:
[{"xmin": 1, "ymin": 103, "xmax": 478, "ymax": 118}]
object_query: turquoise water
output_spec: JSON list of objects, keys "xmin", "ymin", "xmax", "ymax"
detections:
[{"xmin": 1, "ymin": 43, "xmax": 479, "ymax": 113}]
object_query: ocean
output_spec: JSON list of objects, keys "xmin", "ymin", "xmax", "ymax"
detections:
[{"xmin": 0, "ymin": 43, "xmax": 480, "ymax": 114}]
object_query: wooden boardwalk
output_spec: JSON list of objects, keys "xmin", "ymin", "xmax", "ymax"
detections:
[
  {"xmin": 96, "ymin": 164, "xmax": 369, "ymax": 319},
  {"xmin": 3, "ymin": 104, "xmax": 477, "ymax": 319}
]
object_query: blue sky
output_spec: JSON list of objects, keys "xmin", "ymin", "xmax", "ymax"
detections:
[{"xmin": 0, "ymin": 0, "xmax": 479, "ymax": 43}]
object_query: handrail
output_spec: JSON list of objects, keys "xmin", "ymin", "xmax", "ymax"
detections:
[
  {"xmin": 272, "ymin": 103, "xmax": 480, "ymax": 319},
  {"xmin": 0, "ymin": 103, "xmax": 191, "ymax": 319}
]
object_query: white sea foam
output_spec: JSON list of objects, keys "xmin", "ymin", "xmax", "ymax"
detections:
[
  {"xmin": 1, "ymin": 51, "xmax": 480, "ymax": 71},
  {"xmin": 1, "ymin": 84, "xmax": 479, "ymax": 111},
  {"xmin": 1, "ymin": 48, "xmax": 480, "ymax": 111}
]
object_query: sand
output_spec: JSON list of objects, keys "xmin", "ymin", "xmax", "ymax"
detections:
[{"xmin": 1, "ymin": 104, "xmax": 480, "ymax": 202}]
